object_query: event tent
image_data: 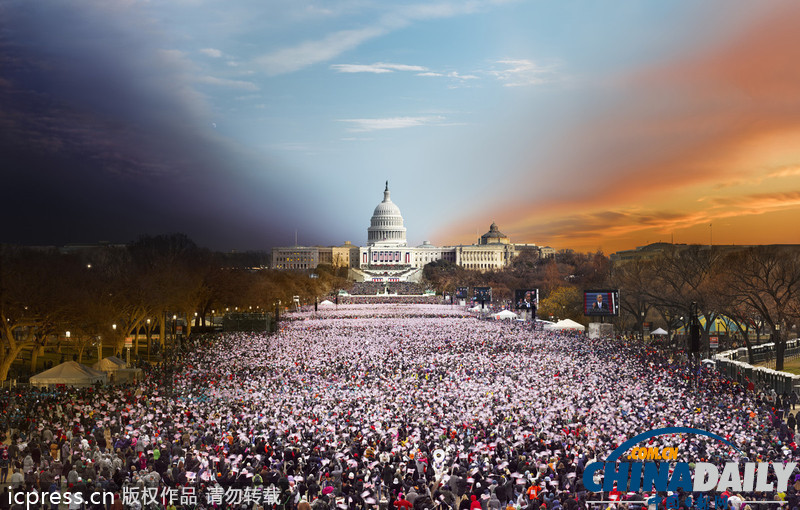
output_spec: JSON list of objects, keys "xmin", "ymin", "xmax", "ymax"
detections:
[
  {"xmin": 492, "ymin": 309, "xmax": 519, "ymax": 320},
  {"xmin": 548, "ymin": 319, "xmax": 586, "ymax": 332},
  {"xmin": 93, "ymin": 356, "xmax": 127, "ymax": 372},
  {"xmin": 29, "ymin": 361, "xmax": 107, "ymax": 387},
  {"xmin": 319, "ymin": 300, "xmax": 334, "ymax": 306},
  {"xmin": 651, "ymin": 328, "xmax": 668, "ymax": 335}
]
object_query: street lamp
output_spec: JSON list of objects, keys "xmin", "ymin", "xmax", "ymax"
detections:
[
  {"xmin": 641, "ymin": 311, "xmax": 646, "ymax": 341},
  {"xmin": 146, "ymin": 318, "xmax": 152, "ymax": 358},
  {"xmin": 114, "ymin": 323, "xmax": 128, "ymax": 365}
]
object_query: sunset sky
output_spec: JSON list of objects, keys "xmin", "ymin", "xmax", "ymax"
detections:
[{"xmin": 3, "ymin": 0, "xmax": 800, "ymax": 253}]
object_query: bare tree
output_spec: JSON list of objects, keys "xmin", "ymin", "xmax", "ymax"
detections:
[
  {"xmin": 646, "ymin": 245, "xmax": 726, "ymax": 355},
  {"xmin": 0, "ymin": 246, "xmax": 77, "ymax": 380},
  {"xmin": 721, "ymin": 246, "xmax": 800, "ymax": 370}
]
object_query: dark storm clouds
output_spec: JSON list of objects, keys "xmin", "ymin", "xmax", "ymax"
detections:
[{"xmin": 0, "ymin": 1, "xmax": 309, "ymax": 250}]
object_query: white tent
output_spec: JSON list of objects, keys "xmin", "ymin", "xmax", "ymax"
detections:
[
  {"xmin": 549, "ymin": 319, "xmax": 586, "ymax": 332},
  {"xmin": 492, "ymin": 309, "xmax": 518, "ymax": 320},
  {"xmin": 30, "ymin": 361, "xmax": 107, "ymax": 387},
  {"xmin": 468, "ymin": 306, "xmax": 483, "ymax": 312},
  {"xmin": 319, "ymin": 300, "xmax": 335, "ymax": 306},
  {"xmin": 651, "ymin": 327, "xmax": 668, "ymax": 335},
  {"xmin": 93, "ymin": 356, "xmax": 127, "ymax": 372}
]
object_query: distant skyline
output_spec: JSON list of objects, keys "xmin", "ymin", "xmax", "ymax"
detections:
[{"xmin": 2, "ymin": 1, "xmax": 800, "ymax": 253}]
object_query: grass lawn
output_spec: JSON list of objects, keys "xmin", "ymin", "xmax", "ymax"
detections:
[{"xmin": 756, "ymin": 357, "xmax": 800, "ymax": 375}]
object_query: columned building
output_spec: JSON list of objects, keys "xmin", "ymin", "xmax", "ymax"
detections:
[
  {"xmin": 273, "ymin": 182, "xmax": 551, "ymax": 281},
  {"xmin": 353, "ymin": 182, "xmax": 421, "ymax": 282}
]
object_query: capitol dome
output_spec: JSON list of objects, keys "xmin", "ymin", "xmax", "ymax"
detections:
[{"xmin": 367, "ymin": 181, "xmax": 407, "ymax": 246}]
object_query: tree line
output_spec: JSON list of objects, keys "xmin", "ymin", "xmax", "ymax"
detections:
[
  {"xmin": 423, "ymin": 244, "xmax": 800, "ymax": 370},
  {"xmin": 0, "ymin": 234, "xmax": 348, "ymax": 381},
  {"xmin": 4, "ymin": 237, "xmax": 800, "ymax": 380}
]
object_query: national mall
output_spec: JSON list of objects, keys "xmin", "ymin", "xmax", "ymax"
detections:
[{"xmin": 271, "ymin": 182, "xmax": 554, "ymax": 282}]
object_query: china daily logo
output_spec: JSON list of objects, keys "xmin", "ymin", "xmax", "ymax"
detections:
[{"xmin": 583, "ymin": 427, "xmax": 796, "ymax": 495}]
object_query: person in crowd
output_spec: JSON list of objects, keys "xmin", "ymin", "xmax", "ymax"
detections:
[{"xmin": 0, "ymin": 304, "xmax": 796, "ymax": 510}]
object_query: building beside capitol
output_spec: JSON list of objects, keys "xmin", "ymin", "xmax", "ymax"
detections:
[{"xmin": 271, "ymin": 182, "xmax": 553, "ymax": 282}]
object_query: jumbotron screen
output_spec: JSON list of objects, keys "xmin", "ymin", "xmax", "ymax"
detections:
[
  {"xmin": 584, "ymin": 289, "xmax": 619, "ymax": 316},
  {"xmin": 514, "ymin": 289, "xmax": 538, "ymax": 310},
  {"xmin": 473, "ymin": 287, "xmax": 492, "ymax": 302},
  {"xmin": 455, "ymin": 287, "xmax": 469, "ymax": 299}
]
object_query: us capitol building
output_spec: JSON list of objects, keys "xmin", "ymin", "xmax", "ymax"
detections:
[{"xmin": 271, "ymin": 182, "xmax": 553, "ymax": 282}]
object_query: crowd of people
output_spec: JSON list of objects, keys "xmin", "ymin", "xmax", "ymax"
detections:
[{"xmin": 0, "ymin": 304, "xmax": 798, "ymax": 510}]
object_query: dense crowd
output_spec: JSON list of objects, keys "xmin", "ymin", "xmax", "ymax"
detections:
[
  {"xmin": 348, "ymin": 283, "xmax": 425, "ymax": 296},
  {"xmin": 0, "ymin": 304, "xmax": 798, "ymax": 510}
]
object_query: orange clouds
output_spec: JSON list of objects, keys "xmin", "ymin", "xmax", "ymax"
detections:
[{"xmin": 437, "ymin": 3, "xmax": 800, "ymax": 253}]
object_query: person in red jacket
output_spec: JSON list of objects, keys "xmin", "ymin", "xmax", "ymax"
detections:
[
  {"xmin": 470, "ymin": 494, "xmax": 483, "ymax": 510},
  {"xmin": 395, "ymin": 493, "xmax": 412, "ymax": 510}
]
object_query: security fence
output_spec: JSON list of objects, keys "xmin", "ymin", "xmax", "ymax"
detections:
[{"xmin": 714, "ymin": 339, "xmax": 800, "ymax": 394}]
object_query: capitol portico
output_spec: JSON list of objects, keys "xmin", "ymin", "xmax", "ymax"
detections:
[{"xmin": 272, "ymin": 182, "xmax": 551, "ymax": 281}]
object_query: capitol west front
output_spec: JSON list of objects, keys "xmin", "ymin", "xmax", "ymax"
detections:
[{"xmin": 272, "ymin": 182, "xmax": 552, "ymax": 282}]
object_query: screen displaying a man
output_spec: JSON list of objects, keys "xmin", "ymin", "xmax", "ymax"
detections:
[
  {"xmin": 592, "ymin": 293, "xmax": 608, "ymax": 312},
  {"xmin": 515, "ymin": 290, "xmax": 537, "ymax": 310}
]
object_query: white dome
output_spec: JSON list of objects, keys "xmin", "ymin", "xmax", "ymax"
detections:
[
  {"xmin": 373, "ymin": 200, "xmax": 402, "ymax": 217},
  {"xmin": 367, "ymin": 182, "xmax": 407, "ymax": 246}
]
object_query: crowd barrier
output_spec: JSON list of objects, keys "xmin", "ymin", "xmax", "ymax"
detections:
[{"xmin": 714, "ymin": 339, "xmax": 800, "ymax": 394}]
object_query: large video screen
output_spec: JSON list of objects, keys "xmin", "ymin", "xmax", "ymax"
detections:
[
  {"xmin": 514, "ymin": 289, "xmax": 538, "ymax": 310},
  {"xmin": 455, "ymin": 287, "xmax": 469, "ymax": 299},
  {"xmin": 473, "ymin": 287, "xmax": 492, "ymax": 302},
  {"xmin": 584, "ymin": 289, "xmax": 619, "ymax": 316}
]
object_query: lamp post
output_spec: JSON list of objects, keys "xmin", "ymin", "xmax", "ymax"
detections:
[
  {"xmin": 172, "ymin": 314, "xmax": 178, "ymax": 350},
  {"xmin": 146, "ymin": 318, "xmax": 151, "ymax": 358},
  {"xmin": 774, "ymin": 323, "xmax": 781, "ymax": 367},
  {"xmin": 115, "ymin": 323, "xmax": 126, "ymax": 365},
  {"xmin": 641, "ymin": 311, "xmax": 646, "ymax": 341}
]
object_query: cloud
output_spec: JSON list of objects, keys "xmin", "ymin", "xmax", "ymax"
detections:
[
  {"xmin": 254, "ymin": 27, "xmax": 386, "ymax": 75},
  {"xmin": 330, "ymin": 62, "xmax": 428, "ymax": 74},
  {"xmin": 197, "ymin": 75, "xmax": 259, "ymax": 91},
  {"xmin": 0, "ymin": 0, "xmax": 310, "ymax": 249},
  {"xmin": 765, "ymin": 165, "xmax": 800, "ymax": 180},
  {"xmin": 199, "ymin": 48, "xmax": 223, "ymax": 58},
  {"xmin": 711, "ymin": 191, "xmax": 800, "ymax": 211},
  {"xmin": 437, "ymin": 3, "xmax": 800, "ymax": 251},
  {"xmin": 488, "ymin": 59, "xmax": 558, "ymax": 87},
  {"xmin": 255, "ymin": 1, "xmax": 512, "ymax": 75},
  {"xmin": 338, "ymin": 116, "xmax": 446, "ymax": 132},
  {"xmin": 451, "ymin": 71, "xmax": 477, "ymax": 79}
]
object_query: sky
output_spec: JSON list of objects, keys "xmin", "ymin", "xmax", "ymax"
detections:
[{"xmin": 2, "ymin": 0, "xmax": 800, "ymax": 253}]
